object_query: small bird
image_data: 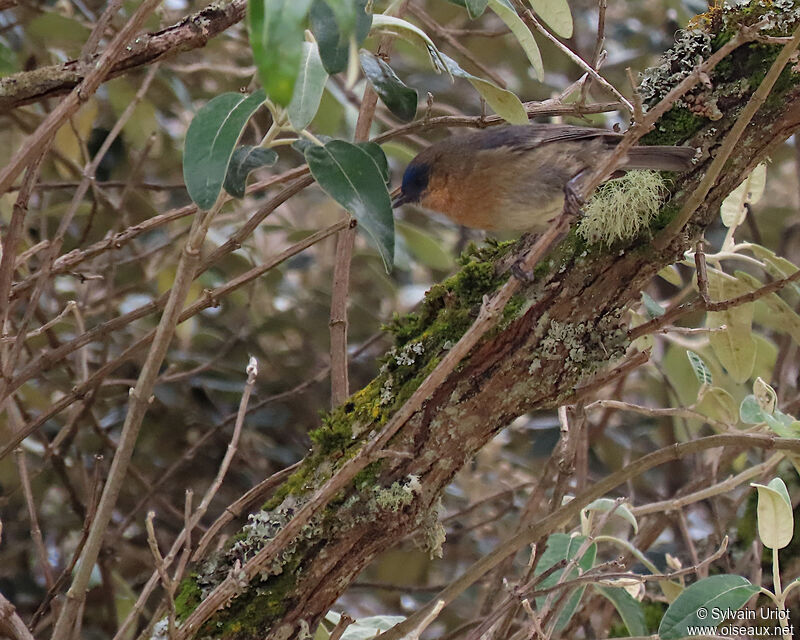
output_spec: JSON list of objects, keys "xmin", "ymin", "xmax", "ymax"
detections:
[{"xmin": 392, "ymin": 124, "xmax": 695, "ymax": 232}]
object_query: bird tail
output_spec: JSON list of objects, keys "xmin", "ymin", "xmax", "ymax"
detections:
[{"xmin": 623, "ymin": 146, "xmax": 695, "ymax": 171}]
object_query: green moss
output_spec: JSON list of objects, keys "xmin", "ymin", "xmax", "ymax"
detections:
[
  {"xmin": 650, "ymin": 199, "xmax": 682, "ymax": 232},
  {"xmin": 263, "ymin": 462, "xmax": 316, "ymax": 510},
  {"xmin": 175, "ymin": 575, "xmax": 202, "ymax": 621},
  {"xmin": 642, "ymin": 106, "xmax": 704, "ymax": 147},
  {"xmin": 353, "ymin": 461, "xmax": 383, "ymax": 489},
  {"xmin": 200, "ymin": 559, "xmax": 300, "ymax": 637}
]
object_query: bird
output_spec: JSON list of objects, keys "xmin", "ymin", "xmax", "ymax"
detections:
[{"xmin": 392, "ymin": 124, "xmax": 695, "ymax": 233}]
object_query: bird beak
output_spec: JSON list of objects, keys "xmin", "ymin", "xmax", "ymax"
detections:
[{"xmin": 392, "ymin": 192, "xmax": 408, "ymax": 209}]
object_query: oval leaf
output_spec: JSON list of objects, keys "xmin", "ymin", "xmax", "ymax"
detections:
[
  {"xmin": 658, "ymin": 575, "xmax": 759, "ymax": 639},
  {"xmin": 183, "ymin": 90, "xmax": 266, "ymax": 210},
  {"xmin": 686, "ymin": 350, "xmax": 712, "ymax": 387},
  {"xmin": 529, "ymin": 0, "xmax": 573, "ymax": 38},
  {"xmin": 751, "ymin": 479, "xmax": 794, "ymax": 549},
  {"xmin": 248, "ymin": 0, "xmax": 313, "ymax": 106},
  {"xmin": 289, "ymin": 40, "xmax": 329, "ymax": 130},
  {"xmin": 696, "ymin": 386, "xmax": 738, "ymax": 426},
  {"xmin": 720, "ymin": 163, "xmax": 766, "ymax": 228},
  {"xmin": 359, "ymin": 51, "xmax": 418, "ymax": 122},
  {"xmin": 305, "ymin": 140, "xmax": 394, "ymax": 270},
  {"xmin": 488, "ymin": 0, "xmax": 544, "ymax": 81},
  {"xmin": 707, "ymin": 270, "xmax": 756, "ymax": 384},
  {"xmin": 582, "ymin": 498, "xmax": 638, "ymax": 533},
  {"xmin": 594, "ymin": 586, "xmax": 648, "ymax": 637},
  {"xmin": 224, "ymin": 146, "xmax": 279, "ymax": 198},
  {"xmin": 466, "ymin": 0, "xmax": 489, "ymax": 19},
  {"xmin": 439, "ymin": 53, "xmax": 528, "ymax": 124},
  {"xmin": 310, "ymin": 0, "xmax": 372, "ymax": 74},
  {"xmin": 396, "ymin": 221, "xmax": 454, "ymax": 271},
  {"xmin": 370, "ymin": 15, "xmax": 449, "ymax": 74}
]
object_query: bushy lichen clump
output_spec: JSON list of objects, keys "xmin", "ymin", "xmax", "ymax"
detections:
[{"xmin": 578, "ymin": 171, "xmax": 670, "ymax": 246}]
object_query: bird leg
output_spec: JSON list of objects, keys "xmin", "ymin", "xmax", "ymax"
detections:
[{"xmin": 563, "ymin": 170, "xmax": 588, "ymax": 218}]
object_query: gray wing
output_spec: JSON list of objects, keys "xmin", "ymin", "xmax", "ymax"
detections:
[{"xmin": 472, "ymin": 124, "xmax": 621, "ymax": 151}]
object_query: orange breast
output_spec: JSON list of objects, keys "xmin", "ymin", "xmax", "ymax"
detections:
[{"xmin": 420, "ymin": 168, "xmax": 505, "ymax": 230}]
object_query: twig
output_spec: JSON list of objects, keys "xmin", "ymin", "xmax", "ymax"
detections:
[
  {"xmin": 518, "ymin": 7, "xmax": 634, "ymax": 113},
  {"xmin": 0, "ymin": 219, "xmax": 350, "ymax": 462},
  {"xmin": 146, "ymin": 512, "xmax": 177, "ymax": 636},
  {"xmin": 629, "ymin": 265, "xmax": 800, "ymax": 341},
  {"xmin": 330, "ymin": 219, "xmax": 357, "ymax": 406},
  {"xmin": 329, "ymin": 614, "xmax": 355, "ymax": 640},
  {"xmin": 0, "ymin": 591, "xmax": 37, "ymax": 640},
  {"xmin": 14, "ymin": 449, "xmax": 55, "ymax": 589}
]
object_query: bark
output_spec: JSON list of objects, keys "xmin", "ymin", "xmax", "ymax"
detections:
[
  {"xmin": 0, "ymin": 0, "xmax": 246, "ymax": 111},
  {"xmin": 173, "ymin": 4, "xmax": 800, "ymax": 639}
]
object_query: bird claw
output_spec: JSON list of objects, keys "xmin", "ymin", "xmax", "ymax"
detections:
[{"xmin": 563, "ymin": 182, "xmax": 585, "ymax": 217}]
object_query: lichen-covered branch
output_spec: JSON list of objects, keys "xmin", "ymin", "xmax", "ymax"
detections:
[
  {"xmin": 0, "ymin": 0, "xmax": 246, "ymax": 111},
  {"xmin": 170, "ymin": 3, "xmax": 800, "ymax": 639}
]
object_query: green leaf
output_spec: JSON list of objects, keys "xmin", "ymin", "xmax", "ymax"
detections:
[
  {"xmin": 248, "ymin": 0, "xmax": 313, "ymax": 106},
  {"xmin": 465, "ymin": 0, "xmax": 489, "ymax": 19},
  {"xmin": 183, "ymin": 90, "xmax": 266, "ymax": 210},
  {"xmin": 488, "ymin": 0, "xmax": 544, "ymax": 81},
  {"xmin": 641, "ymin": 291, "xmax": 664, "ymax": 318},
  {"xmin": 321, "ymin": 0, "xmax": 356, "ymax": 41},
  {"xmin": 658, "ymin": 575, "xmax": 759, "ymax": 639},
  {"xmin": 288, "ymin": 41, "xmax": 329, "ymax": 130},
  {"xmin": 310, "ymin": 0, "xmax": 372, "ymax": 74},
  {"xmin": 224, "ymin": 146, "xmax": 279, "ymax": 198},
  {"xmin": 740, "ymin": 395, "xmax": 765, "ymax": 424},
  {"xmin": 292, "ymin": 135, "xmax": 334, "ymax": 155},
  {"xmin": 439, "ymin": 53, "xmax": 528, "ymax": 125},
  {"xmin": 358, "ymin": 141, "xmax": 390, "ymax": 183},
  {"xmin": 370, "ymin": 15, "xmax": 449, "ymax": 74},
  {"xmin": 686, "ymin": 350, "xmax": 712, "ymax": 387},
  {"xmin": 535, "ymin": 533, "xmax": 597, "ymax": 631},
  {"xmin": 707, "ymin": 271, "xmax": 755, "ymax": 384},
  {"xmin": 720, "ymin": 163, "xmax": 766, "ymax": 229},
  {"xmin": 657, "ymin": 264, "xmax": 683, "ymax": 287},
  {"xmin": 359, "ymin": 51, "xmax": 418, "ymax": 122},
  {"xmin": 581, "ymin": 498, "xmax": 638, "ymax": 533},
  {"xmin": 594, "ymin": 586, "xmax": 648, "ymax": 637},
  {"xmin": 751, "ymin": 478, "xmax": 794, "ymax": 549},
  {"xmin": 396, "ymin": 221, "xmax": 454, "ymax": 271},
  {"xmin": 696, "ymin": 386, "xmax": 738, "ymax": 426},
  {"xmin": 305, "ymin": 140, "xmax": 394, "ymax": 270},
  {"xmin": 529, "ymin": 0, "xmax": 573, "ymax": 38}
]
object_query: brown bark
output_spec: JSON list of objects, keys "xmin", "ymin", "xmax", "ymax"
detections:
[{"xmin": 0, "ymin": 0, "xmax": 246, "ymax": 110}]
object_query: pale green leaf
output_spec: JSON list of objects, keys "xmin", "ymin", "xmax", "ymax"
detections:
[
  {"xmin": 720, "ymin": 163, "xmax": 766, "ymax": 228},
  {"xmin": 751, "ymin": 479, "xmax": 794, "ymax": 549},
  {"xmin": 439, "ymin": 53, "xmax": 528, "ymax": 124},
  {"xmin": 488, "ymin": 0, "xmax": 544, "ymax": 81},
  {"xmin": 529, "ymin": 0, "xmax": 573, "ymax": 38},
  {"xmin": 288, "ymin": 40, "xmax": 329, "ymax": 130}
]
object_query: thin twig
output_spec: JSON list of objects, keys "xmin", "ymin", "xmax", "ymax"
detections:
[{"xmin": 14, "ymin": 449, "xmax": 55, "ymax": 589}]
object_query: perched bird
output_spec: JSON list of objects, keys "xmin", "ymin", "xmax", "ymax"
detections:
[{"xmin": 392, "ymin": 124, "xmax": 695, "ymax": 232}]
